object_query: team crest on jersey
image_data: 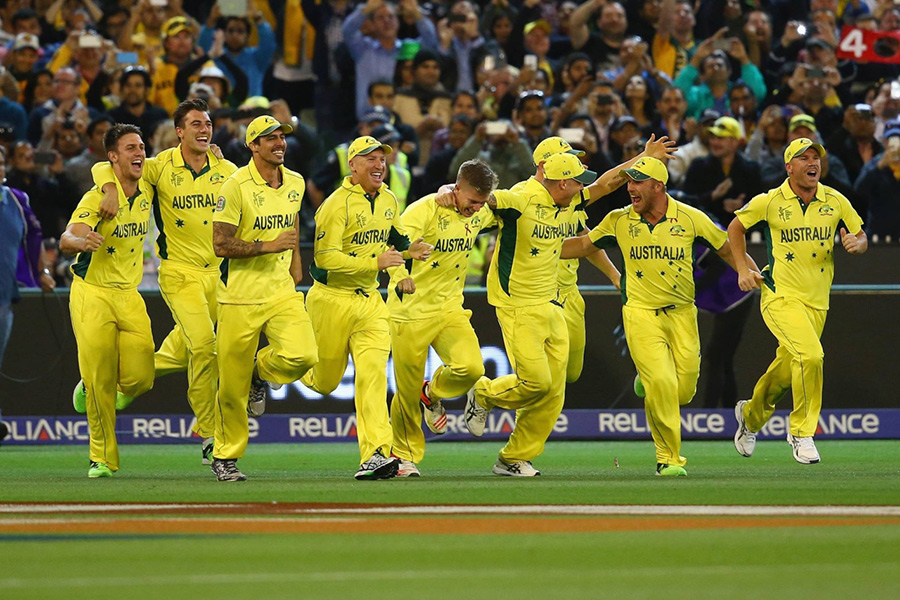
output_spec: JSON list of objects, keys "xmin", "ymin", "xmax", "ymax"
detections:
[
  {"xmin": 437, "ymin": 213, "xmax": 450, "ymax": 231},
  {"xmin": 534, "ymin": 205, "xmax": 549, "ymax": 220},
  {"xmin": 288, "ymin": 190, "xmax": 300, "ymax": 202},
  {"xmin": 818, "ymin": 204, "xmax": 834, "ymax": 216},
  {"xmin": 384, "ymin": 208, "xmax": 394, "ymax": 220},
  {"xmin": 216, "ymin": 197, "xmax": 226, "ymax": 211},
  {"xmin": 628, "ymin": 223, "xmax": 642, "ymax": 239},
  {"xmin": 778, "ymin": 206, "xmax": 793, "ymax": 222},
  {"xmin": 356, "ymin": 213, "xmax": 368, "ymax": 228},
  {"xmin": 252, "ymin": 191, "xmax": 265, "ymax": 207},
  {"xmin": 170, "ymin": 172, "xmax": 184, "ymax": 187},
  {"xmin": 472, "ymin": 215, "xmax": 481, "ymax": 227},
  {"xmin": 210, "ymin": 173, "xmax": 225, "ymax": 184},
  {"xmin": 669, "ymin": 224, "xmax": 686, "ymax": 237},
  {"xmin": 140, "ymin": 199, "xmax": 149, "ymax": 210}
]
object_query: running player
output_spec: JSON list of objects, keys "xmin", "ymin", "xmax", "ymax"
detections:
[
  {"xmin": 60, "ymin": 124, "xmax": 155, "ymax": 478},
  {"xmin": 303, "ymin": 135, "xmax": 433, "ymax": 480},
  {"xmin": 561, "ymin": 157, "xmax": 757, "ymax": 476},
  {"xmin": 388, "ymin": 159, "xmax": 498, "ymax": 477},
  {"xmin": 210, "ymin": 115, "xmax": 319, "ymax": 481},
  {"xmin": 729, "ymin": 138, "xmax": 866, "ymax": 464},
  {"xmin": 88, "ymin": 98, "xmax": 238, "ymax": 465}
]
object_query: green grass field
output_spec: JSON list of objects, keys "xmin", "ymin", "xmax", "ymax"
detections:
[{"xmin": 2, "ymin": 440, "xmax": 899, "ymax": 599}]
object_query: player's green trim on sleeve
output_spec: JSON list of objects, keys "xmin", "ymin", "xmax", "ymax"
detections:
[
  {"xmin": 388, "ymin": 226, "xmax": 411, "ymax": 251},
  {"xmin": 219, "ymin": 258, "xmax": 230, "ymax": 286},
  {"xmin": 309, "ymin": 260, "xmax": 328, "ymax": 285},
  {"xmin": 693, "ymin": 237, "xmax": 716, "ymax": 252},
  {"xmin": 592, "ymin": 235, "xmax": 617, "ymax": 250},
  {"xmin": 762, "ymin": 222, "xmax": 775, "ymax": 292},
  {"xmin": 494, "ymin": 208, "xmax": 522, "ymax": 295}
]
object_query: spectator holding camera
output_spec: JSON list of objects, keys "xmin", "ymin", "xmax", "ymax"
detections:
[
  {"xmin": 652, "ymin": 0, "xmax": 696, "ymax": 79},
  {"xmin": 855, "ymin": 124, "xmax": 900, "ymax": 240},
  {"xmin": 438, "ymin": 0, "xmax": 485, "ymax": 93},
  {"xmin": 26, "ymin": 67, "xmax": 96, "ymax": 146},
  {"xmin": 646, "ymin": 85, "xmax": 688, "ymax": 145},
  {"xmin": 674, "ymin": 30, "xmax": 766, "ymax": 119},
  {"xmin": 569, "ymin": 0, "xmax": 628, "ymax": 72},
  {"xmin": 786, "ymin": 62, "xmax": 844, "ymax": 140},
  {"xmin": 449, "ymin": 118, "xmax": 532, "ymax": 188},
  {"xmin": 199, "ymin": 0, "xmax": 275, "ymax": 97},
  {"xmin": 745, "ymin": 103, "xmax": 791, "ymax": 163},
  {"xmin": 827, "ymin": 103, "xmax": 882, "ymax": 185}
]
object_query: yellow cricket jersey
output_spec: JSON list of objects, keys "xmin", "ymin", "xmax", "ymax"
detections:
[
  {"xmin": 68, "ymin": 178, "xmax": 154, "ymax": 290},
  {"xmin": 387, "ymin": 194, "xmax": 496, "ymax": 321},
  {"xmin": 486, "ymin": 177, "xmax": 583, "ymax": 308},
  {"xmin": 213, "ymin": 160, "xmax": 305, "ymax": 304},
  {"xmin": 150, "ymin": 59, "xmax": 179, "ymax": 116},
  {"xmin": 93, "ymin": 147, "xmax": 238, "ymax": 271},
  {"xmin": 589, "ymin": 196, "xmax": 727, "ymax": 309},
  {"xmin": 735, "ymin": 180, "xmax": 863, "ymax": 310},
  {"xmin": 555, "ymin": 193, "xmax": 589, "ymax": 290},
  {"xmin": 310, "ymin": 176, "xmax": 411, "ymax": 293}
]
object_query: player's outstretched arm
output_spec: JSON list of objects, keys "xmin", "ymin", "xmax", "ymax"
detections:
[
  {"xmin": 213, "ymin": 222, "xmax": 298, "ymax": 258},
  {"xmin": 560, "ymin": 235, "xmax": 596, "ymax": 260},
  {"xmin": 724, "ymin": 218, "xmax": 763, "ymax": 291},
  {"xmin": 584, "ymin": 134, "xmax": 677, "ymax": 204},
  {"xmin": 60, "ymin": 223, "xmax": 104, "ymax": 255},
  {"xmin": 841, "ymin": 227, "xmax": 868, "ymax": 255},
  {"xmin": 407, "ymin": 237, "xmax": 433, "ymax": 261},
  {"xmin": 585, "ymin": 247, "xmax": 621, "ymax": 289}
]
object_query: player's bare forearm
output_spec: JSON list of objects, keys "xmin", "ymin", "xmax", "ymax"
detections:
[
  {"xmin": 585, "ymin": 248, "xmax": 621, "ymax": 288},
  {"xmin": 213, "ymin": 222, "xmax": 264, "ymax": 258},
  {"xmin": 726, "ymin": 218, "xmax": 750, "ymax": 273},
  {"xmin": 290, "ymin": 222, "xmax": 303, "ymax": 285},
  {"xmin": 560, "ymin": 236, "xmax": 595, "ymax": 259},
  {"xmin": 60, "ymin": 223, "xmax": 102, "ymax": 255}
]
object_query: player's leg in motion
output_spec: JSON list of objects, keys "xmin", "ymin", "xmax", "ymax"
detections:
[
  {"xmin": 561, "ymin": 287, "xmax": 586, "ymax": 383},
  {"xmin": 670, "ymin": 305, "xmax": 701, "ymax": 408},
  {"xmin": 390, "ymin": 318, "xmax": 436, "ymax": 466},
  {"xmin": 623, "ymin": 305, "xmax": 687, "ymax": 475},
  {"xmin": 257, "ymin": 294, "xmax": 318, "ymax": 387},
  {"xmin": 430, "ymin": 309, "xmax": 485, "ymax": 403},
  {"xmin": 300, "ymin": 284, "xmax": 352, "ymax": 396},
  {"xmin": 155, "ymin": 264, "xmax": 219, "ymax": 443}
]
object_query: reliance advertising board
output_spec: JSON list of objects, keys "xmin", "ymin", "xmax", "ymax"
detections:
[{"xmin": 3, "ymin": 409, "xmax": 898, "ymax": 445}]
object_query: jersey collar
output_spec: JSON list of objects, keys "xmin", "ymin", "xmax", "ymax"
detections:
[
  {"xmin": 523, "ymin": 176, "xmax": 559, "ymax": 207},
  {"xmin": 172, "ymin": 144, "xmax": 219, "ymax": 178},
  {"xmin": 341, "ymin": 175, "xmax": 388, "ymax": 198},
  {"xmin": 779, "ymin": 179, "xmax": 824, "ymax": 204},
  {"xmin": 249, "ymin": 158, "xmax": 286, "ymax": 187},
  {"xmin": 627, "ymin": 193, "xmax": 678, "ymax": 224}
]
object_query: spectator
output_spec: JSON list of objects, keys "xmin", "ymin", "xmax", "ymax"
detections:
[
  {"xmin": 65, "ymin": 115, "xmax": 112, "ymax": 197},
  {"xmin": 394, "ymin": 48, "xmax": 453, "ymax": 158},
  {"xmin": 200, "ymin": 0, "xmax": 276, "ymax": 97},
  {"xmin": 0, "ymin": 83, "xmax": 27, "ymax": 142},
  {"xmin": 827, "ymin": 103, "xmax": 882, "ymax": 187},
  {"xmin": 371, "ymin": 122, "xmax": 412, "ymax": 209},
  {"xmin": 5, "ymin": 140, "xmax": 64, "ymax": 239},
  {"xmin": 117, "ymin": 0, "xmax": 168, "ymax": 62},
  {"xmin": 364, "ymin": 81, "xmax": 420, "ymax": 163},
  {"xmin": 50, "ymin": 117, "xmax": 83, "ymax": 161},
  {"xmin": 513, "ymin": 90, "xmax": 549, "ymax": 150},
  {"xmin": 108, "ymin": 67, "xmax": 168, "ymax": 155},
  {"xmin": 855, "ymin": 126, "xmax": 900, "ymax": 240},
  {"xmin": 175, "ymin": 40, "xmax": 249, "ymax": 109},
  {"xmin": 440, "ymin": 0, "xmax": 484, "ymax": 93},
  {"xmin": 682, "ymin": 116, "xmax": 762, "ymax": 225},
  {"xmin": 521, "ymin": 19, "xmax": 558, "ymax": 90},
  {"xmin": 587, "ymin": 79, "xmax": 622, "ymax": 154},
  {"xmin": 646, "ymin": 85, "xmax": 688, "ymax": 145},
  {"xmin": 21, "ymin": 68, "xmax": 52, "ymax": 113},
  {"xmin": 607, "ymin": 114, "xmax": 641, "ymax": 162},
  {"xmin": 26, "ymin": 67, "xmax": 96, "ymax": 146},
  {"xmin": 449, "ymin": 119, "xmax": 532, "ymax": 188},
  {"xmin": 420, "ymin": 113, "xmax": 475, "ymax": 195},
  {"xmin": 674, "ymin": 37, "xmax": 766, "ymax": 119},
  {"xmin": 602, "ymin": 36, "xmax": 672, "ymax": 98},
  {"xmin": 623, "ymin": 74, "xmax": 656, "ymax": 128},
  {"xmin": 431, "ymin": 90, "xmax": 481, "ymax": 155},
  {"xmin": 342, "ymin": 0, "xmax": 440, "ymax": 119},
  {"xmin": 745, "ymin": 104, "xmax": 791, "ymax": 164},
  {"xmin": 150, "ymin": 16, "xmax": 199, "ymax": 116},
  {"xmin": 569, "ymin": 0, "xmax": 628, "ymax": 72},
  {"xmin": 788, "ymin": 63, "xmax": 844, "ymax": 141},
  {"xmin": 302, "ymin": 0, "xmax": 354, "ymax": 136},
  {"xmin": 626, "ymin": 0, "xmax": 662, "ymax": 45},
  {"xmin": 652, "ymin": 0, "xmax": 696, "ymax": 79},
  {"xmin": 729, "ymin": 81, "xmax": 759, "ymax": 138},
  {"xmin": 8, "ymin": 33, "xmax": 41, "ymax": 102},
  {"xmin": 742, "ymin": 9, "xmax": 773, "ymax": 70},
  {"xmin": 668, "ymin": 108, "xmax": 720, "ymax": 187}
]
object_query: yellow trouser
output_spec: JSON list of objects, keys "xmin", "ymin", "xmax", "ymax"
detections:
[
  {"xmin": 474, "ymin": 303, "xmax": 568, "ymax": 463},
  {"xmin": 215, "ymin": 293, "xmax": 318, "ymax": 459},
  {"xmin": 623, "ymin": 303, "xmax": 700, "ymax": 467},
  {"xmin": 390, "ymin": 309, "xmax": 485, "ymax": 463},
  {"xmin": 155, "ymin": 261, "xmax": 219, "ymax": 438},
  {"xmin": 743, "ymin": 294, "xmax": 827, "ymax": 437},
  {"xmin": 70, "ymin": 280, "xmax": 155, "ymax": 471},
  {"xmin": 301, "ymin": 283, "xmax": 392, "ymax": 463},
  {"xmin": 559, "ymin": 285, "xmax": 586, "ymax": 383}
]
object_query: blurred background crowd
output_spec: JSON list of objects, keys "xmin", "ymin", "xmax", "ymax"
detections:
[{"xmin": 2, "ymin": 0, "xmax": 900, "ymax": 287}]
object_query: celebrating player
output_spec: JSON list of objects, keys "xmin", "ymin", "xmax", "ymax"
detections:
[
  {"xmin": 60, "ymin": 124, "xmax": 155, "ymax": 478},
  {"xmin": 302, "ymin": 135, "xmax": 433, "ymax": 480},
  {"xmin": 388, "ymin": 159, "xmax": 498, "ymax": 477},
  {"xmin": 210, "ymin": 115, "xmax": 319, "ymax": 481},
  {"xmin": 90, "ymin": 98, "xmax": 238, "ymax": 465},
  {"xmin": 729, "ymin": 138, "xmax": 867, "ymax": 465},
  {"xmin": 561, "ymin": 157, "xmax": 757, "ymax": 476}
]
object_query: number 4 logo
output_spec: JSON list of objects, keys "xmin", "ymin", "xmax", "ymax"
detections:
[{"xmin": 839, "ymin": 28, "xmax": 866, "ymax": 59}]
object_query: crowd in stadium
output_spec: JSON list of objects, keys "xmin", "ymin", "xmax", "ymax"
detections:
[{"xmin": 0, "ymin": 0, "xmax": 899, "ymax": 285}]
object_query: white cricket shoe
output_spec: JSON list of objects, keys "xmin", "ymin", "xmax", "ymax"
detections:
[
  {"xmin": 396, "ymin": 459, "xmax": 421, "ymax": 478},
  {"xmin": 463, "ymin": 383, "xmax": 489, "ymax": 437},
  {"xmin": 787, "ymin": 432, "xmax": 820, "ymax": 464},
  {"xmin": 420, "ymin": 381, "xmax": 447, "ymax": 435},
  {"xmin": 733, "ymin": 400, "xmax": 757, "ymax": 457},
  {"xmin": 492, "ymin": 459, "xmax": 541, "ymax": 477}
]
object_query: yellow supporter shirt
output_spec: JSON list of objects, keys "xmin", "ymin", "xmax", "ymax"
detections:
[
  {"xmin": 310, "ymin": 176, "xmax": 411, "ymax": 293},
  {"xmin": 213, "ymin": 160, "xmax": 305, "ymax": 304},
  {"xmin": 589, "ymin": 196, "xmax": 727, "ymax": 309},
  {"xmin": 486, "ymin": 177, "xmax": 583, "ymax": 308},
  {"xmin": 387, "ymin": 194, "xmax": 496, "ymax": 321},
  {"xmin": 150, "ymin": 59, "xmax": 180, "ymax": 116},
  {"xmin": 92, "ymin": 146, "xmax": 238, "ymax": 271},
  {"xmin": 68, "ymin": 177, "xmax": 154, "ymax": 290},
  {"xmin": 735, "ymin": 180, "xmax": 863, "ymax": 310}
]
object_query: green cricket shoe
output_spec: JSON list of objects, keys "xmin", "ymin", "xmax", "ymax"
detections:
[
  {"xmin": 88, "ymin": 461, "xmax": 113, "ymax": 478},
  {"xmin": 115, "ymin": 392, "xmax": 135, "ymax": 411},
  {"xmin": 73, "ymin": 380, "xmax": 87, "ymax": 414},
  {"xmin": 633, "ymin": 374, "xmax": 645, "ymax": 398},
  {"xmin": 656, "ymin": 463, "xmax": 687, "ymax": 477}
]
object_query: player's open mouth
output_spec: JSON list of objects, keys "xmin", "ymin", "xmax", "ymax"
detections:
[
  {"xmin": 806, "ymin": 168, "xmax": 818, "ymax": 177},
  {"xmin": 196, "ymin": 136, "xmax": 209, "ymax": 144}
]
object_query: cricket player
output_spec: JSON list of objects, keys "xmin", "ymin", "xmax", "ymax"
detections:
[
  {"xmin": 729, "ymin": 138, "xmax": 867, "ymax": 464},
  {"xmin": 210, "ymin": 115, "xmax": 318, "ymax": 482},
  {"xmin": 561, "ymin": 157, "xmax": 754, "ymax": 476},
  {"xmin": 60, "ymin": 124, "xmax": 155, "ymax": 478},
  {"xmin": 388, "ymin": 159, "xmax": 498, "ymax": 477},
  {"xmin": 89, "ymin": 98, "xmax": 237, "ymax": 465},
  {"xmin": 303, "ymin": 135, "xmax": 433, "ymax": 480},
  {"xmin": 461, "ymin": 152, "xmax": 598, "ymax": 477}
]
